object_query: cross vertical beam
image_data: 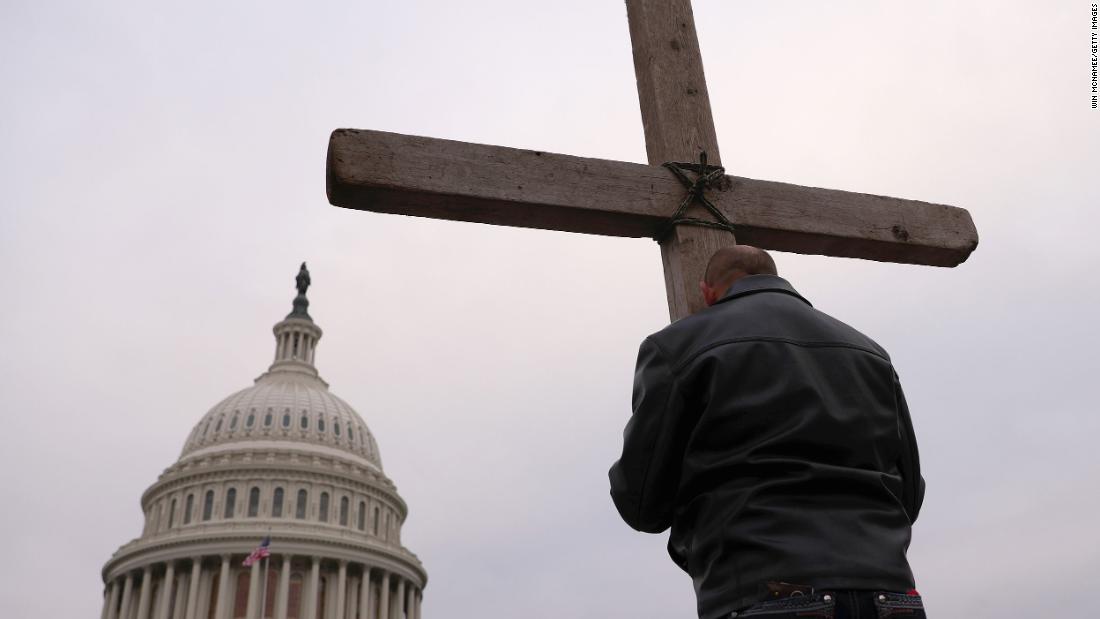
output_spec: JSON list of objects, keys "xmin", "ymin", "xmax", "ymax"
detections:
[{"xmin": 627, "ymin": 0, "xmax": 736, "ymax": 320}]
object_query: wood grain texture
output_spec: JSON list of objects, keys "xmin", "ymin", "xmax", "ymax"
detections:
[
  {"xmin": 625, "ymin": 0, "xmax": 721, "ymax": 165},
  {"xmin": 327, "ymin": 128, "xmax": 979, "ymax": 264},
  {"xmin": 626, "ymin": 0, "xmax": 736, "ymax": 319}
]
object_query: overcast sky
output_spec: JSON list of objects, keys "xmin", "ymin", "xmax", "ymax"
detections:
[{"xmin": 2, "ymin": 1, "xmax": 1098, "ymax": 617}]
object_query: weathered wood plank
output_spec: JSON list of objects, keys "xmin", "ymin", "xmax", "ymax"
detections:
[
  {"xmin": 626, "ymin": 0, "xmax": 737, "ymax": 319},
  {"xmin": 327, "ymin": 128, "xmax": 979, "ymax": 267},
  {"xmin": 626, "ymin": 0, "xmax": 722, "ymax": 166},
  {"xmin": 327, "ymin": 128, "xmax": 667, "ymax": 238}
]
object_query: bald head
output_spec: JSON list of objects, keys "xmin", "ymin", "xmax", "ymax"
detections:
[{"xmin": 700, "ymin": 246, "xmax": 778, "ymax": 306}]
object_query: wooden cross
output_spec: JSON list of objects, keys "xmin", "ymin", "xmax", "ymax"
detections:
[{"xmin": 326, "ymin": 0, "xmax": 978, "ymax": 321}]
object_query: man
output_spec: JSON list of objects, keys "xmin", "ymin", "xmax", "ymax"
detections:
[{"xmin": 609, "ymin": 246, "xmax": 926, "ymax": 618}]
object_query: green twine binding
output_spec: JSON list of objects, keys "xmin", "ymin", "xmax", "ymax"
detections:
[{"xmin": 655, "ymin": 151, "xmax": 737, "ymax": 243}]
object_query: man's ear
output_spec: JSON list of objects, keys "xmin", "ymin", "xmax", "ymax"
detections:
[{"xmin": 699, "ymin": 281, "xmax": 716, "ymax": 307}]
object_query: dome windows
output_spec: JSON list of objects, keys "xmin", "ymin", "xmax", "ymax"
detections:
[
  {"xmin": 184, "ymin": 494, "xmax": 194, "ymax": 525},
  {"xmin": 182, "ymin": 389, "xmax": 380, "ymax": 469},
  {"xmin": 272, "ymin": 488, "xmax": 284, "ymax": 518},
  {"xmin": 145, "ymin": 484, "xmax": 398, "ymax": 530},
  {"xmin": 248, "ymin": 487, "xmax": 260, "ymax": 517},
  {"xmin": 224, "ymin": 488, "xmax": 237, "ymax": 519},
  {"xmin": 180, "ymin": 389, "xmax": 382, "ymax": 490},
  {"xmin": 295, "ymin": 489, "xmax": 307, "ymax": 520}
]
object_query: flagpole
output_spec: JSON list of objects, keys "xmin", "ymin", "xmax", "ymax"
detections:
[{"xmin": 260, "ymin": 554, "xmax": 270, "ymax": 619}]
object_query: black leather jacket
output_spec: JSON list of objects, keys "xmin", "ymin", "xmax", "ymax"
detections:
[{"xmin": 609, "ymin": 275, "xmax": 924, "ymax": 619}]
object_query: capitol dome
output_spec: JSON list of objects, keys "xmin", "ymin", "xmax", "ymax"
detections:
[
  {"xmin": 100, "ymin": 264, "xmax": 426, "ymax": 619},
  {"xmin": 179, "ymin": 354, "xmax": 383, "ymax": 469}
]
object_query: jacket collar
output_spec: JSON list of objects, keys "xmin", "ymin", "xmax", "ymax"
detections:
[{"xmin": 715, "ymin": 274, "xmax": 813, "ymax": 307}]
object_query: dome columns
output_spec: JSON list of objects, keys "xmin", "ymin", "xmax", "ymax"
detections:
[
  {"xmin": 100, "ymin": 554, "xmax": 422, "ymax": 619},
  {"xmin": 185, "ymin": 560, "xmax": 202, "ymax": 619},
  {"xmin": 155, "ymin": 561, "xmax": 175, "ymax": 619},
  {"xmin": 336, "ymin": 560, "xmax": 349, "ymax": 619},
  {"xmin": 394, "ymin": 578, "xmax": 405, "ymax": 619},
  {"xmin": 276, "ymin": 555, "xmax": 293, "ymax": 619},
  {"xmin": 378, "ymin": 571, "xmax": 390, "ymax": 619},
  {"xmin": 269, "ymin": 319, "xmax": 324, "ymax": 376},
  {"xmin": 103, "ymin": 578, "xmax": 121, "ymax": 619},
  {"xmin": 135, "ymin": 565, "xmax": 154, "ymax": 619},
  {"xmin": 359, "ymin": 567, "xmax": 373, "ymax": 619},
  {"xmin": 244, "ymin": 558, "xmax": 263, "ymax": 619},
  {"xmin": 306, "ymin": 556, "xmax": 321, "ymax": 619},
  {"xmin": 118, "ymin": 573, "xmax": 135, "ymax": 619}
]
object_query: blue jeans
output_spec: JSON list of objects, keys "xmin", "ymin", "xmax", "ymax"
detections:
[{"xmin": 729, "ymin": 590, "xmax": 926, "ymax": 618}]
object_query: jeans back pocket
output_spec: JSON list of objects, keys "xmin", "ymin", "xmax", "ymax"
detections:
[{"xmin": 734, "ymin": 593, "xmax": 835, "ymax": 617}]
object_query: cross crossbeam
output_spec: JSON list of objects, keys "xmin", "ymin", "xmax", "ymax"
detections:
[{"xmin": 328, "ymin": 129, "xmax": 977, "ymax": 267}]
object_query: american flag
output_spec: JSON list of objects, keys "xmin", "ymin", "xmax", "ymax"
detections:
[{"xmin": 242, "ymin": 536, "xmax": 271, "ymax": 567}]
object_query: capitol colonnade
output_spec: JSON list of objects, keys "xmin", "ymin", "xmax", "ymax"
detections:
[
  {"xmin": 100, "ymin": 554, "xmax": 422, "ymax": 619},
  {"xmin": 102, "ymin": 265, "xmax": 427, "ymax": 619}
]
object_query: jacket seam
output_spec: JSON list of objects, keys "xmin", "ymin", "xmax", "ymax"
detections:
[{"xmin": 671, "ymin": 337, "xmax": 889, "ymax": 375}]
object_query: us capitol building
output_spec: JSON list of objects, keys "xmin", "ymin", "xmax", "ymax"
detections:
[{"xmin": 100, "ymin": 265, "xmax": 427, "ymax": 619}]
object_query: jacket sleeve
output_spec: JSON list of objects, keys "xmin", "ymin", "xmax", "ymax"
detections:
[
  {"xmin": 894, "ymin": 370, "xmax": 926, "ymax": 524},
  {"xmin": 608, "ymin": 336, "xmax": 691, "ymax": 533}
]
